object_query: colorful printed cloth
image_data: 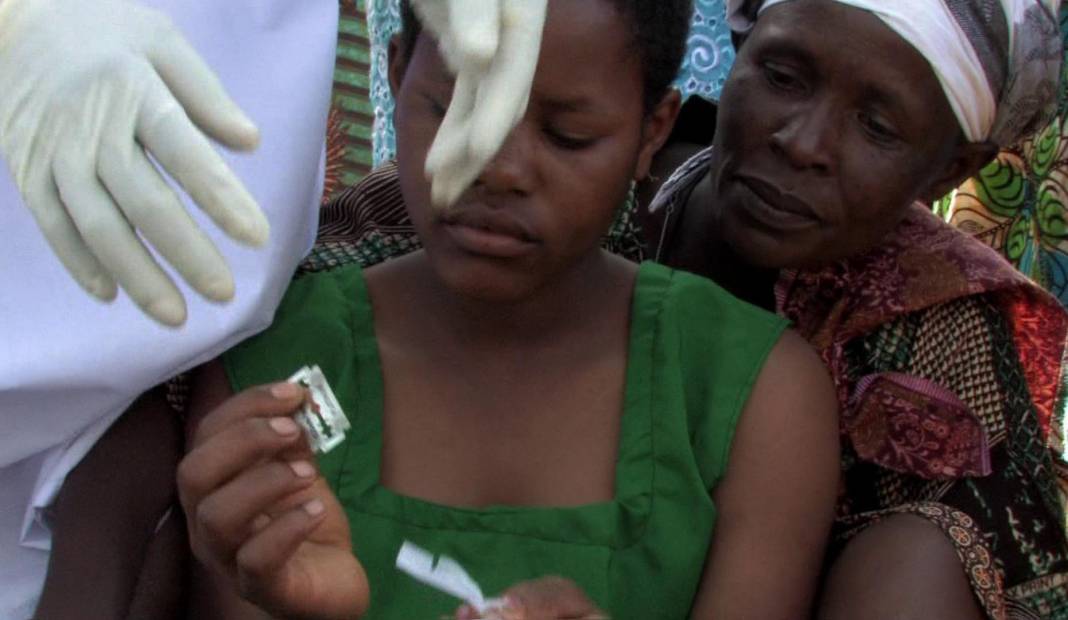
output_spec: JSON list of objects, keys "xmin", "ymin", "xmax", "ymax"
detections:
[
  {"xmin": 652, "ymin": 145, "xmax": 1068, "ymax": 619},
  {"xmin": 365, "ymin": 0, "xmax": 736, "ymax": 166},
  {"xmin": 939, "ymin": 6, "xmax": 1068, "ymax": 308}
]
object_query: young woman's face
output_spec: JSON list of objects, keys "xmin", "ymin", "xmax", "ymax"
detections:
[
  {"xmin": 708, "ymin": 0, "xmax": 972, "ymax": 269},
  {"xmin": 390, "ymin": 0, "xmax": 672, "ymax": 302}
]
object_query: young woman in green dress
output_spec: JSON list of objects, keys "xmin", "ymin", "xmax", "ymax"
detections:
[{"xmin": 175, "ymin": 1, "xmax": 839, "ymax": 618}]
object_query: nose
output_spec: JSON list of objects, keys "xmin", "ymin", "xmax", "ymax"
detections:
[
  {"xmin": 474, "ymin": 122, "xmax": 535, "ymax": 197},
  {"xmin": 769, "ymin": 100, "xmax": 836, "ymax": 174}
]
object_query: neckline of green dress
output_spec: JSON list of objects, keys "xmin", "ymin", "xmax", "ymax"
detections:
[{"xmin": 331, "ymin": 261, "xmax": 671, "ymax": 548}]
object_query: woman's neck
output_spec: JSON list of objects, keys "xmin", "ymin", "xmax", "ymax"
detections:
[
  {"xmin": 667, "ymin": 173, "xmax": 778, "ymax": 310},
  {"xmin": 368, "ymin": 249, "xmax": 638, "ymax": 354}
]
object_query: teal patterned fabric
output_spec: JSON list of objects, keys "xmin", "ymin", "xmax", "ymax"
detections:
[{"xmin": 367, "ymin": 0, "xmax": 735, "ymax": 166}]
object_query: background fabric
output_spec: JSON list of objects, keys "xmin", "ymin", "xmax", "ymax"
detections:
[
  {"xmin": 938, "ymin": 6, "xmax": 1068, "ymax": 308},
  {"xmin": 363, "ymin": 0, "xmax": 736, "ymax": 167}
]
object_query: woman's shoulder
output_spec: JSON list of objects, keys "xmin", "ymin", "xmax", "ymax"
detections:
[
  {"xmin": 223, "ymin": 265, "xmax": 371, "ymax": 392},
  {"xmin": 643, "ymin": 262, "xmax": 787, "ymax": 337}
]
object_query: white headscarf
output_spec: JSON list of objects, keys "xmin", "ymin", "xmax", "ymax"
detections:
[{"xmin": 725, "ymin": 0, "xmax": 1063, "ymax": 147}]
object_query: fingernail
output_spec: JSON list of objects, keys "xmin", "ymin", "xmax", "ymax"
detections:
[
  {"xmin": 146, "ymin": 297, "xmax": 187, "ymax": 327},
  {"xmin": 251, "ymin": 513, "xmax": 271, "ymax": 531},
  {"xmin": 86, "ymin": 275, "xmax": 117, "ymax": 301},
  {"xmin": 199, "ymin": 272, "xmax": 235, "ymax": 302},
  {"xmin": 289, "ymin": 460, "xmax": 315, "ymax": 478},
  {"xmin": 233, "ymin": 207, "xmax": 269, "ymax": 247},
  {"xmin": 303, "ymin": 499, "xmax": 325, "ymax": 516},
  {"xmin": 249, "ymin": 214, "xmax": 270, "ymax": 247},
  {"xmin": 268, "ymin": 417, "xmax": 300, "ymax": 436},
  {"xmin": 270, "ymin": 382, "xmax": 301, "ymax": 399}
]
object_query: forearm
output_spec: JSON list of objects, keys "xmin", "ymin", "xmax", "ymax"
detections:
[{"xmin": 35, "ymin": 387, "xmax": 184, "ymax": 619}]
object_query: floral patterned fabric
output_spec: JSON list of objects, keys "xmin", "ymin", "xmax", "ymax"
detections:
[
  {"xmin": 652, "ymin": 145, "xmax": 1068, "ymax": 618},
  {"xmin": 366, "ymin": 0, "xmax": 736, "ymax": 166},
  {"xmin": 939, "ymin": 6, "xmax": 1068, "ymax": 308}
]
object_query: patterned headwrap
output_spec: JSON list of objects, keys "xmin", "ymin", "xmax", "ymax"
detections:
[{"xmin": 725, "ymin": 0, "xmax": 1063, "ymax": 147}]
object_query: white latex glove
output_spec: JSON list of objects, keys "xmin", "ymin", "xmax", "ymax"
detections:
[
  {"xmin": 0, "ymin": 0, "xmax": 270, "ymax": 326},
  {"xmin": 410, "ymin": 0, "xmax": 548, "ymax": 209}
]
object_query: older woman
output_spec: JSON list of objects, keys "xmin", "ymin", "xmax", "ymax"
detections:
[
  {"xmin": 651, "ymin": 1, "xmax": 1068, "ymax": 617},
  {"xmin": 306, "ymin": 0, "xmax": 1068, "ymax": 617}
]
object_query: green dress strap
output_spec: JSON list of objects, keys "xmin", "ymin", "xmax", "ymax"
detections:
[{"xmin": 224, "ymin": 261, "xmax": 787, "ymax": 618}]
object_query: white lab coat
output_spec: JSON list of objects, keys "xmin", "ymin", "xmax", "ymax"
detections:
[{"xmin": 0, "ymin": 2, "xmax": 338, "ymax": 616}]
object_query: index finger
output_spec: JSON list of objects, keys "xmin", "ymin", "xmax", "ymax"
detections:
[
  {"xmin": 193, "ymin": 383, "xmax": 306, "ymax": 448},
  {"xmin": 137, "ymin": 78, "xmax": 269, "ymax": 248}
]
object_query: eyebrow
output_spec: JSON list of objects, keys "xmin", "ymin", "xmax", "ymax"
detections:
[
  {"xmin": 539, "ymin": 97, "xmax": 601, "ymax": 115},
  {"xmin": 753, "ymin": 26, "xmax": 818, "ymax": 66}
]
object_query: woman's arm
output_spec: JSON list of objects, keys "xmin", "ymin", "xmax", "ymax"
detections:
[
  {"xmin": 180, "ymin": 360, "xmax": 369, "ymax": 620},
  {"xmin": 691, "ymin": 330, "xmax": 840, "ymax": 619},
  {"xmin": 34, "ymin": 387, "xmax": 186, "ymax": 620},
  {"xmin": 183, "ymin": 361, "xmax": 273, "ymax": 620}
]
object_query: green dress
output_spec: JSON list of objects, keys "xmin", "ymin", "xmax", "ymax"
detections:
[{"xmin": 223, "ymin": 261, "xmax": 786, "ymax": 619}]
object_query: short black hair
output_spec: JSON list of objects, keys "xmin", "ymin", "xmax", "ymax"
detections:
[{"xmin": 398, "ymin": 0, "xmax": 693, "ymax": 113}]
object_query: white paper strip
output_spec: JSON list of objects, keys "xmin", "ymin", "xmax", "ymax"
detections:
[{"xmin": 396, "ymin": 541, "xmax": 507, "ymax": 613}]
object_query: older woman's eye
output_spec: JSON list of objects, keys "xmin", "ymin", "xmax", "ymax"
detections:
[
  {"xmin": 762, "ymin": 62, "xmax": 803, "ymax": 92},
  {"xmin": 857, "ymin": 111, "xmax": 901, "ymax": 145}
]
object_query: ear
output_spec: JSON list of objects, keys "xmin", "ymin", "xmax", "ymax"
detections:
[
  {"xmin": 634, "ymin": 89, "xmax": 683, "ymax": 182},
  {"xmin": 388, "ymin": 34, "xmax": 409, "ymax": 99},
  {"xmin": 920, "ymin": 140, "xmax": 999, "ymax": 203}
]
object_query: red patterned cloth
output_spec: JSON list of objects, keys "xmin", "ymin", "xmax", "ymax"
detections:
[{"xmin": 778, "ymin": 203, "xmax": 1068, "ymax": 485}]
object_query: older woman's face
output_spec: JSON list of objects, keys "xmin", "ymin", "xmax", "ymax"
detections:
[{"xmin": 708, "ymin": 0, "xmax": 968, "ymax": 269}]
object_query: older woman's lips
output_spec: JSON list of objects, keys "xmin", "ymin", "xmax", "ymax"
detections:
[
  {"xmin": 441, "ymin": 208, "xmax": 540, "ymax": 258},
  {"xmin": 737, "ymin": 175, "xmax": 821, "ymax": 231}
]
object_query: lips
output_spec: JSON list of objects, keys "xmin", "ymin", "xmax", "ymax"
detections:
[
  {"xmin": 734, "ymin": 174, "xmax": 823, "ymax": 232},
  {"xmin": 439, "ymin": 206, "xmax": 540, "ymax": 258},
  {"xmin": 737, "ymin": 175, "xmax": 820, "ymax": 221}
]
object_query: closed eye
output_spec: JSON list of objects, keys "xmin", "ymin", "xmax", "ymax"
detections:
[
  {"xmin": 857, "ymin": 111, "xmax": 901, "ymax": 146},
  {"xmin": 545, "ymin": 127, "xmax": 597, "ymax": 151},
  {"xmin": 762, "ymin": 62, "xmax": 805, "ymax": 93}
]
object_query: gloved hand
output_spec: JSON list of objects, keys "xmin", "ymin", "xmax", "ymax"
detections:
[
  {"xmin": 0, "ymin": 0, "xmax": 269, "ymax": 326},
  {"xmin": 410, "ymin": 0, "xmax": 548, "ymax": 209}
]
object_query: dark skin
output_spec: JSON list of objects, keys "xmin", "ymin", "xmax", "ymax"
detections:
[
  {"xmin": 32, "ymin": 388, "xmax": 186, "ymax": 620},
  {"xmin": 176, "ymin": 1, "xmax": 838, "ymax": 618},
  {"xmin": 649, "ymin": 2, "xmax": 998, "ymax": 618}
]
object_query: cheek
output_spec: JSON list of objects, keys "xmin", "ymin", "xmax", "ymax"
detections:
[
  {"xmin": 834, "ymin": 152, "xmax": 922, "ymax": 243},
  {"xmin": 543, "ymin": 145, "xmax": 636, "ymax": 242}
]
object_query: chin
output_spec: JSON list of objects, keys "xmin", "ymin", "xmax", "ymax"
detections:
[{"xmin": 434, "ymin": 261, "xmax": 542, "ymax": 305}]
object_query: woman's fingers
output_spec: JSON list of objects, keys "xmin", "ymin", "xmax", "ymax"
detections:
[
  {"xmin": 191, "ymin": 382, "xmax": 306, "ymax": 445},
  {"xmin": 502, "ymin": 576, "xmax": 604, "ymax": 619},
  {"xmin": 233, "ymin": 500, "xmax": 327, "ymax": 602},
  {"xmin": 191, "ymin": 459, "xmax": 319, "ymax": 565},
  {"xmin": 179, "ymin": 414, "xmax": 307, "ymax": 509}
]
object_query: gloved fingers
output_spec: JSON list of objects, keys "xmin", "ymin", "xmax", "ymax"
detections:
[
  {"xmin": 137, "ymin": 76, "xmax": 270, "ymax": 249},
  {"xmin": 425, "ymin": 70, "xmax": 479, "ymax": 185},
  {"xmin": 447, "ymin": 0, "xmax": 500, "ymax": 63},
  {"xmin": 23, "ymin": 172, "xmax": 118, "ymax": 302},
  {"xmin": 468, "ymin": 0, "xmax": 546, "ymax": 164},
  {"xmin": 97, "ymin": 141, "xmax": 235, "ymax": 302},
  {"xmin": 431, "ymin": 150, "xmax": 482, "ymax": 209},
  {"xmin": 147, "ymin": 31, "xmax": 260, "ymax": 152},
  {"xmin": 409, "ymin": 0, "xmax": 456, "ymax": 67},
  {"xmin": 53, "ymin": 153, "xmax": 187, "ymax": 326}
]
